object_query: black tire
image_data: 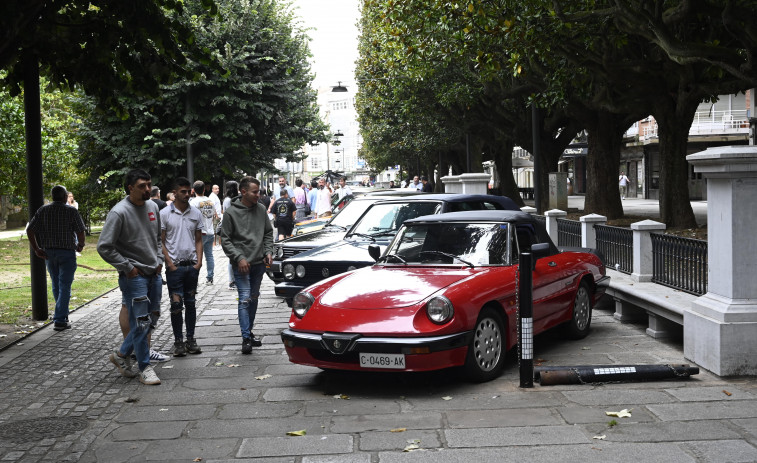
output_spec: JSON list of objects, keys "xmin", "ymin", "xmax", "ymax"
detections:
[
  {"xmin": 565, "ymin": 281, "xmax": 593, "ymax": 339},
  {"xmin": 463, "ymin": 308, "xmax": 506, "ymax": 382}
]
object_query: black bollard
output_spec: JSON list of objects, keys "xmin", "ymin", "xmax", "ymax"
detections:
[{"xmin": 518, "ymin": 252, "xmax": 533, "ymax": 388}]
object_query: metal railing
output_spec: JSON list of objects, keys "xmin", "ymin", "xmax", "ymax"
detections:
[
  {"xmin": 556, "ymin": 218, "xmax": 581, "ymax": 247},
  {"xmin": 651, "ymin": 233, "xmax": 708, "ymax": 295},
  {"xmin": 595, "ymin": 225, "xmax": 633, "ymax": 274}
]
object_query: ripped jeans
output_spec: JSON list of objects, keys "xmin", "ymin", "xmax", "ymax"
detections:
[
  {"xmin": 118, "ymin": 272, "xmax": 163, "ymax": 371},
  {"xmin": 166, "ymin": 265, "xmax": 199, "ymax": 341},
  {"xmin": 233, "ymin": 263, "xmax": 266, "ymax": 339}
]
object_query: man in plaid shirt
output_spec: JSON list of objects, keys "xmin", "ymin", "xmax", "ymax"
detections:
[{"xmin": 28, "ymin": 185, "xmax": 86, "ymax": 331}]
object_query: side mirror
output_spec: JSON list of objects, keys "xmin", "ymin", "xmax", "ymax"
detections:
[
  {"xmin": 368, "ymin": 244, "xmax": 381, "ymax": 262},
  {"xmin": 531, "ymin": 243, "xmax": 550, "ymax": 271}
]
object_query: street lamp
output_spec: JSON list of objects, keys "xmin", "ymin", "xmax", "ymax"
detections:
[
  {"xmin": 332, "ymin": 81, "xmax": 348, "ymax": 92},
  {"xmin": 334, "ymin": 148, "xmax": 345, "ymax": 176}
]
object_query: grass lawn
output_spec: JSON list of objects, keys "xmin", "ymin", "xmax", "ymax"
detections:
[{"xmin": 0, "ymin": 233, "xmax": 118, "ymax": 325}]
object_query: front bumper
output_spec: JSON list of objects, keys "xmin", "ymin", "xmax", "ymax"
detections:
[
  {"xmin": 274, "ymin": 281, "xmax": 307, "ymax": 301},
  {"xmin": 280, "ymin": 328, "xmax": 472, "ymax": 372}
]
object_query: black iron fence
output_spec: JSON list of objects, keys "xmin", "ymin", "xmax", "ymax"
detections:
[
  {"xmin": 595, "ymin": 225, "xmax": 633, "ymax": 274},
  {"xmin": 556, "ymin": 218, "xmax": 581, "ymax": 247},
  {"xmin": 651, "ymin": 233, "xmax": 708, "ymax": 295}
]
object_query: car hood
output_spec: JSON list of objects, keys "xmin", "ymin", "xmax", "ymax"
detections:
[
  {"xmin": 280, "ymin": 226, "xmax": 347, "ymax": 246},
  {"xmin": 318, "ymin": 266, "xmax": 475, "ymax": 309},
  {"xmin": 288, "ymin": 238, "xmax": 386, "ymax": 263}
]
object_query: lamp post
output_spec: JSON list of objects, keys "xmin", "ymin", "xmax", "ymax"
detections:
[{"xmin": 334, "ymin": 148, "xmax": 345, "ymax": 177}]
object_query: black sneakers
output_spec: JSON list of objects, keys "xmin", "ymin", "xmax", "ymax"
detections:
[
  {"xmin": 249, "ymin": 332, "xmax": 263, "ymax": 347},
  {"xmin": 173, "ymin": 340, "xmax": 187, "ymax": 357},
  {"xmin": 241, "ymin": 338, "xmax": 253, "ymax": 354},
  {"xmin": 185, "ymin": 338, "xmax": 202, "ymax": 354},
  {"xmin": 53, "ymin": 322, "xmax": 71, "ymax": 331}
]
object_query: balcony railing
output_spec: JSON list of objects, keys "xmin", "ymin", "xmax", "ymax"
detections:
[{"xmin": 639, "ymin": 110, "xmax": 750, "ymax": 141}]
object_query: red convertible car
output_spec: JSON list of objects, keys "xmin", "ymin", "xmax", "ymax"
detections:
[{"xmin": 280, "ymin": 210, "xmax": 610, "ymax": 382}]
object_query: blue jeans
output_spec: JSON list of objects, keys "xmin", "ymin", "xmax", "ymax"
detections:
[
  {"xmin": 233, "ymin": 263, "xmax": 265, "ymax": 339},
  {"xmin": 202, "ymin": 234, "xmax": 215, "ymax": 280},
  {"xmin": 45, "ymin": 249, "xmax": 77, "ymax": 324},
  {"xmin": 165, "ymin": 265, "xmax": 199, "ymax": 341},
  {"xmin": 119, "ymin": 273, "xmax": 162, "ymax": 371}
]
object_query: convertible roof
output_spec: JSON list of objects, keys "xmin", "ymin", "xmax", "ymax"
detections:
[
  {"xmin": 373, "ymin": 193, "xmax": 520, "ymax": 211},
  {"xmin": 405, "ymin": 209, "xmax": 532, "ymax": 224}
]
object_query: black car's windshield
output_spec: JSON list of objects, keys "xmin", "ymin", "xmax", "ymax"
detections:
[
  {"xmin": 329, "ymin": 200, "xmax": 376, "ymax": 229},
  {"xmin": 386, "ymin": 222, "xmax": 510, "ymax": 266},
  {"xmin": 348, "ymin": 201, "xmax": 442, "ymax": 238}
]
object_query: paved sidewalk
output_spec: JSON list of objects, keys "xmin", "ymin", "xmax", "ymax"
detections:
[{"xmin": 1, "ymin": 247, "xmax": 757, "ymax": 462}]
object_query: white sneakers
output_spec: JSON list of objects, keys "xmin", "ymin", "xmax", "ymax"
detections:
[
  {"xmin": 139, "ymin": 365, "xmax": 161, "ymax": 385},
  {"xmin": 109, "ymin": 351, "xmax": 137, "ymax": 378}
]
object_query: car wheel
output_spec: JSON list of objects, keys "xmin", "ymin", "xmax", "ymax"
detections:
[
  {"xmin": 463, "ymin": 308, "xmax": 505, "ymax": 382},
  {"xmin": 565, "ymin": 281, "xmax": 592, "ymax": 339}
]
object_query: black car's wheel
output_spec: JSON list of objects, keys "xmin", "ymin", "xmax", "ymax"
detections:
[
  {"xmin": 565, "ymin": 281, "xmax": 592, "ymax": 339},
  {"xmin": 463, "ymin": 308, "xmax": 505, "ymax": 382}
]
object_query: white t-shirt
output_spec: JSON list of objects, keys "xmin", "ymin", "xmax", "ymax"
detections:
[
  {"xmin": 189, "ymin": 195, "xmax": 217, "ymax": 236},
  {"xmin": 618, "ymin": 175, "xmax": 630, "ymax": 186},
  {"xmin": 315, "ymin": 187, "xmax": 332, "ymax": 216}
]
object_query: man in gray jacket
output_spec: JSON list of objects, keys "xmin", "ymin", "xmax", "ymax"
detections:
[
  {"xmin": 98, "ymin": 169, "xmax": 164, "ymax": 385},
  {"xmin": 220, "ymin": 176, "xmax": 274, "ymax": 354}
]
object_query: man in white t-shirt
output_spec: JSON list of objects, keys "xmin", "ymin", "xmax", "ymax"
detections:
[
  {"xmin": 314, "ymin": 178, "xmax": 333, "ymax": 218},
  {"xmin": 189, "ymin": 181, "xmax": 220, "ymax": 284},
  {"xmin": 337, "ymin": 177, "xmax": 353, "ymax": 200},
  {"xmin": 406, "ymin": 175, "xmax": 422, "ymax": 191},
  {"xmin": 618, "ymin": 172, "xmax": 631, "ymax": 200}
]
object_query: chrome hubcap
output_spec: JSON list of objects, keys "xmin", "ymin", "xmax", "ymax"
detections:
[
  {"xmin": 472, "ymin": 317, "xmax": 502, "ymax": 372},
  {"xmin": 574, "ymin": 287, "xmax": 591, "ymax": 330}
]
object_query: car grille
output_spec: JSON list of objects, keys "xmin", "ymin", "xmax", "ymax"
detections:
[
  {"xmin": 310, "ymin": 349, "xmax": 360, "ymax": 364},
  {"xmin": 297, "ymin": 263, "xmax": 363, "ymax": 285},
  {"xmin": 283, "ymin": 247, "xmax": 311, "ymax": 259}
]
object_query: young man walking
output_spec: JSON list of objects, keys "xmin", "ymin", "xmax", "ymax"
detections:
[
  {"xmin": 98, "ymin": 169, "xmax": 164, "ymax": 385},
  {"xmin": 272, "ymin": 189, "xmax": 296, "ymax": 241},
  {"xmin": 189, "ymin": 180, "xmax": 219, "ymax": 284},
  {"xmin": 27, "ymin": 185, "xmax": 86, "ymax": 331},
  {"xmin": 219, "ymin": 177, "xmax": 274, "ymax": 354},
  {"xmin": 161, "ymin": 177, "xmax": 204, "ymax": 357}
]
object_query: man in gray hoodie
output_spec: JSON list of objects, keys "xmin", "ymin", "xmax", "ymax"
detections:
[
  {"xmin": 98, "ymin": 169, "xmax": 164, "ymax": 385},
  {"xmin": 220, "ymin": 176, "xmax": 274, "ymax": 354}
]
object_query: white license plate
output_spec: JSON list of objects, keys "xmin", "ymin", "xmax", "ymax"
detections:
[{"xmin": 359, "ymin": 353, "xmax": 406, "ymax": 370}]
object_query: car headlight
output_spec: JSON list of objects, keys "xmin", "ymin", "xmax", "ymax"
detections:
[
  {"xmin": 296, "ymin": 265, "xmax": 306, "ymax": 278},
  {"xmin": 292, "ymin": 292, "xmax": 315, "ymax": 318},
  {"xmin": 283, "ymin": 264, "xmax": 295, "ymax": 280},
  {"xmin": 347, "ymin": 265, "xmax": 357, "ymax": 271},
  {"xmin": 276, "ymin": 246, "xmax": 284, "ymax": 258},
  {"xmin": 426, "ymin": 296, "xmax": 454, "ymax": 324}
]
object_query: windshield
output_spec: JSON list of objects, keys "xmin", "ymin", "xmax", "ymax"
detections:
[
  {"xmin": 386, "ymin": 222, "xmax": 510, "ymax": 266},
  {"xmin": 329, "ymin": 199, "xmax": 376, "ymax": 229},
  {"xmin": 349, "ymin": 201, "xmax": 442, "ymax": 237}
]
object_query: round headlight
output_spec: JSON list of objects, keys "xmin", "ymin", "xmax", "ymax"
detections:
[
  {"xmin": 426, "ymin": 296, "xmax": 454, "ymax": 324},
  {"xmin": 292, "ymin": 292, "xmax": 315, "ymax": 318},
  {"xmin": 283, "ymin": 264, "xmax": 295, "ymax": 280},
  {"xmin": 296, "ymin": 265, "xmax": 306, "ymax": 278},
  {"xmin": 347, "ymin": 265, "xmax": 357, "ymax": 271},
  {"xmin": 276, "ymin": 246, "xmax": 284, "ymax": 258}
]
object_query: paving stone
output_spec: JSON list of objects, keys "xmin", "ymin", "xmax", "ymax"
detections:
[
  {"xmin": 446, "ymin": 407, "xmax": 559, "ymax": 428},
  {"xmin": 141, "ymin": 438, "xmax": 238, "ymax": 460},
  {"xmin": 358, "ymin": 429, "xmax": 440, "ymax": 451},
  {"xmin": 188, "ymin": 416, "xmax": 331, "ymax": 438},
  {"xmin": 110, "ymin": 422, "xmax": 188, "ymax": 441},
  {"xmin": 648, "ymin": 401, "xmax": 757, "ymax": 421},
  {"xmin": 92, "ymin": 442, "xmax": 149, "ymax": 463},
  {"xmin": 115, "ymin": 404, "xmax": 217, "ymax": 423},
  {"xmin": 407, "ymin": 391, "xmax": 565, "ymax": 411},
  {"xmin": 683, "ymin": 439, "xmax": 757, "ymax": 463},
  {"xmin": 301, "ymin": 454, "xmax": 372, "ymax": 463},
  {"xmin": 330, "ymin": 412, "xmax": 443, "ymax": 433},
  {"xmin": 305, "ymin": 398, "xmax": 402, "ymax": 417},
  {"xmin": 562, "ymin": 389, "xmax": 676, "ymax": 406},
  {"xmin": 579, "ymin": 420, "xmax": 741, "ymax": 442},
  {"xmin": 263, "ymin": 387, "xmax": 338, "ymax": 402},
  {"xmin": 133, "ymin": 389, "xmax": 261, "ymax": 406},
  {"xmin": 664, "ymin": 386, "xmax": 754, "ymax": 402},
  {"xmin": 237, "ymin": 434, "xmax": 353, "ymax": 458},
  {"xmin": 446, "ymin": 425, "xmax": 588, "ymax": 447},
  {"xmin": 557, "ymin": 405, "xmax": 655, "ymax": 424},
  {"xmin": 217, "ymin": 402, "xmax": 302, "ymax": 419}
]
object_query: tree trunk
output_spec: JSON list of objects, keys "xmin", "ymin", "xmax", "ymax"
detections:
[
  {"xmin": 584, "ymin": 113, "xmax": 626, "ymax": 219},
  {"xmin": 491, "ymin": 139, "xmax": 525, "ymax": 206},
  {"xmin": 654, "ymin": 100, "xmax": 698, "ymax": 229}
]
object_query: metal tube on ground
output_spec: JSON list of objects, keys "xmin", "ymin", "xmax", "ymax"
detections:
[{"xmin": 535, "ymin": 364, "xmax": 700, "ymax": 386}]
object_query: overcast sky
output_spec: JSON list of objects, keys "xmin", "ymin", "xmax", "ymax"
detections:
[{"xmin": 290, "ymin": 0, "xmax": 361, "ymax": 90}]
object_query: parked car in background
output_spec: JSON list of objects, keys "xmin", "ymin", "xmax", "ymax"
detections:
[
  {"xmin": 280, "ymin": 210, "xmax": 610, "ymax": 382},
  {"xmin": 274, "ymin": 194, "xmax": 521, "ymax": 304},
  {"xmin": 268, "ymin": 190, "xmax": 422, "ymax": 282}
]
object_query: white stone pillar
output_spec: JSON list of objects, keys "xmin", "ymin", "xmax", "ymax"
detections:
[
  {"xmin": 544, "ymin": 209, "xmax": 566, "ymax": 244},
  {"xmin": 441, "ymin": 173, "xmax": 491, "ymax": 195},
  {"xmin": 520, "ymin": 206, "xmax": 537, "ymax": 215},
  {"xmin": 630, "ymin": 220, "xmax": 666, "ymax": 282},
  {"xmin": 440, "ymin": 174, "xmax": 462, "ymax": 194},
  {"xmin": 684, "ymin": 146, "xmax": 757, "ymax": 376},
  {"xmin": 580, "ymin": 214, "xmax": 606, "ymax": 249}
]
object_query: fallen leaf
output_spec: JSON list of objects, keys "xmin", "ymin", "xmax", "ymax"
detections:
[
  {"xmin": 240, "ymin": 388, "xmax": 246, "ymax": 390},
  {"xmin": 193, "ymin": 459, "xmax": 202, "ymax": 462},
  {"xmin": 390, "ymin": 428, "xmax": 407, "ymax": 433},
  {"xmin": 723, "ymin": 390, "xmax": 732, "ymax": 396},
  {"xmin": 227, "ymin": 364, "xmax": 240, "ymax": 368},
  {"xmin": 333, "ymin": 394, "xmax": 350, "ymax": 400},
  {"xmin": 52, "ymin": 370, "xmax": 65, "ymax": 375},
  {"xmin": 162, "ymin": 365, "xmax": 174, "ymax": 369},
  {"xmin": 441, "ymin": 396, "xmax": 453, "ymax": 401},
  {"xmin": 286, "ymin": 430, "xmax": 306, "ymax": 436},
  {"xmin": 605, "ymin": 409, "xmax": 632, "ymax": 418},
  {"xmin": 124, "ymin": 397, "xmax": 139, "ymax": 403},
  {"xmin": 581, "ymin": 347, "xmax": 591, "ymax": 350},
  {"xmin": 255, "ymin": 374, "xmax": 272, "ymax": 380},
  {"xmin": 407, "ymin": 439, "xmax": 421, "ymax": 444},
  {"xmin": 403, "ymin": 444, "xmax": 420, "ymax": 452},
  {"xmin": 593, "ymin": 435, "xmax": 606, "ymax": 440},
  {"xmin": 159, "ymin": 408, "xmax": 168, "ymax": 412},
  {"xmin": 214, "ymin": 362, "xmax": 225, "ymax": 366},
  {"xmin": 0, "ymin": 335, "xmax": 6, "ymax": 338}
]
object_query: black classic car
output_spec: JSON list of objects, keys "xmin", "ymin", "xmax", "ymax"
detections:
[
  {"xmin": 268, "ymin": 190, "xmax": 422, "ymax": 282},
  {"xmin": 274, "ymin": 194, "xmax": 521, "ymax": 305}
]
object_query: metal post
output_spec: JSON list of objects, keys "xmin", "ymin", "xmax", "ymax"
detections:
[
  {"xmin": 518, "ymin": 252, "xmax": 534, "ymax": 388},
  {"xmin": 186, "ymin": 95, "xmax": 194, "ymax": 182},
  {"xmin": 23, "ymin": 51, "xmax": 48, "ymax": 321}
]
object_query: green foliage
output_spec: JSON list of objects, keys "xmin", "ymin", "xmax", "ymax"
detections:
[{"xmin": 76, "ymin": 0, "xmax": 328, "ymax": 188}]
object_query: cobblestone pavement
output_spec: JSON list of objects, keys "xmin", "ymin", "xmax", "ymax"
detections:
[{"xmin": 1, "ymin": 247, "xmax": 757, "ymax": 462}]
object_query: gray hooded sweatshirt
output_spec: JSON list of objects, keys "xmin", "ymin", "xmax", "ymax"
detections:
[
  {"xmin": 97, "ymin": 197, "xmax": 164, "ymax": 275},
  {"xmin": 220, "ymin": 197, "xmax": 273, "ymax": 268}
]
